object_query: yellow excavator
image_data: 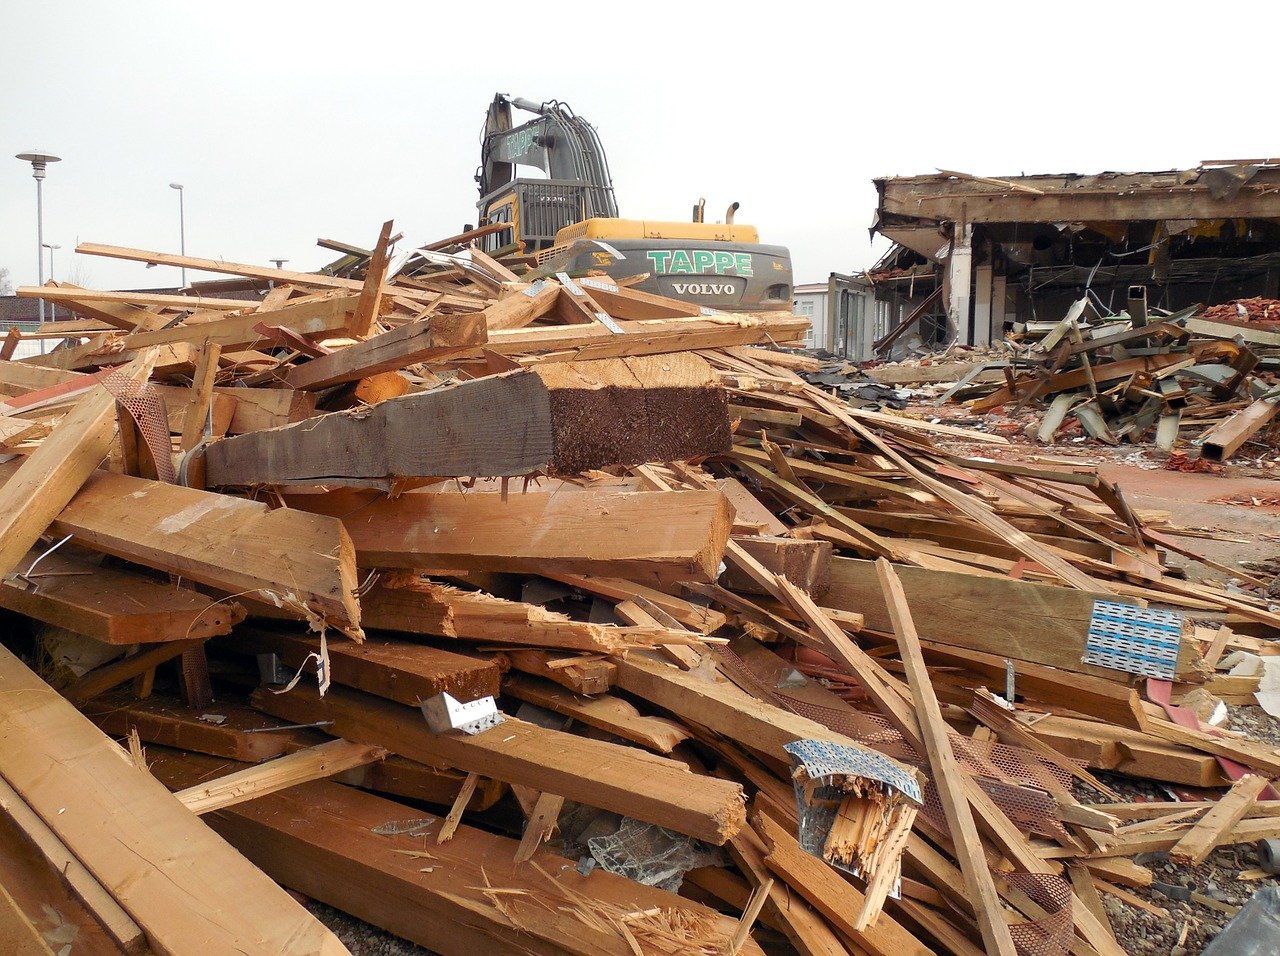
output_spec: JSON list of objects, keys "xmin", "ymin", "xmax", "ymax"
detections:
[{"xmin": 474, "ymin": 94, "xmax": 793, "ymax": 312}]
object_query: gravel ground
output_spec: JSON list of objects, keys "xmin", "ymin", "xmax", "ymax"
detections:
[{"xmin": 306, "ymin": 902, "xmax": 436, "ymax": 956}]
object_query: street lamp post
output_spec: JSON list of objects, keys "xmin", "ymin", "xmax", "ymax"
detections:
[
  {"xmin": 170, "ymin": 183, "xmax": 186, "ymax": 287},
  {"xmin": 41, "ymin": 243, "xmax": 61, "ymax": 323},
  {"xmin": 15, "ymin": 150, "xmax": 62, "ymax": 327}
]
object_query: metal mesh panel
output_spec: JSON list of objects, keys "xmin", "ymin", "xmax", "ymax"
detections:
[
  {"xmin": 1007, "ymin": 872, "xmax": 1073, "ymax": 956},
  {"xmin": 101, "ymin": 367, "xmax": 174, "ymax": 483}
]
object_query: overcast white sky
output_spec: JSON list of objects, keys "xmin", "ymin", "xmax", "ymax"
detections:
[{"xmin": 2, "ymin": 1, "xmax": 1275, "ymax": 293}]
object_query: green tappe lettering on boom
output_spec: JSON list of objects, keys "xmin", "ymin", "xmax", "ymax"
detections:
[{"xmin": 646, "ymin": 250, "xmax": 754, "ymax": 277}]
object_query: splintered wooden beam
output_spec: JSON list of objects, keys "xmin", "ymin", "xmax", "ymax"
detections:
[
  {"xmin": 286, "ymin": 486, "xmax": 732, "ymax": 587},
  {"xmin": 1170, "ymin": 774, "xmax": 1269, "ymax": 865},
  {"xmin": 0, "ymin": 547, "xmax": 245, "ymax": 644},
  {"xmin": 0, "ymin": 464, "xmax": 362, "ymax": 636},
  {"xmin": 175, "ymin": 739, "xmax": 387, "ymax": 815},
  {"xmin": 0, "ymin": 351, "xmax": 155, "ymax": 577},
  {"xmin": 254, "ymin": 683, "xmax": 746, "ymax": 845},
  {"xmin": 208, "ymin": 353, "xmax": 730, "ymax": 486},
  {"xmin": 313, "ymin": 576, "xmax": 698, "ymax": 654},
  {"xmin": 875, "ymin": 560, "xmax": 1018, "ymax": 956},
  {"xmin": 146, "ymin": 752, "xmax": 761, "ymax": 956},
  {"xmin": 282, "ymin": 312, "xmax": 488, "ymax": 390},
  {"xmin": 0, "ymin": 647, "xmax": 347, "ymax": 955}
]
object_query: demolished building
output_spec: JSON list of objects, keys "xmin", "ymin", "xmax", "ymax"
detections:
[{"xmin": 826, "ymin": 161, "xmax": 1280, "ymax": 359}]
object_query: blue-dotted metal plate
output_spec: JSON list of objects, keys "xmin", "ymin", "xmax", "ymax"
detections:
[{"xmin": 1083, "ymin": 600, "xmax": 1183, "ymax": 679}]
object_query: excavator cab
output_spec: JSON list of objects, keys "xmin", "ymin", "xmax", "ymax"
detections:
[{"xmin": 475, "ymin": 94, "xmax": 792, "ymax": 312}]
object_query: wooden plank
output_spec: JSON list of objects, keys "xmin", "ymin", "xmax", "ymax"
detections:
[
  {"xmin": 209, "ymin": 354, "xmax": 730, "ymax": 486},
  {"xmin": 175, "ymin": 738, "xmax": 387, "ymax": 814},
  {"xmin": 0, "ymin": 352, "xmax": 155, "ymax": 577},
  {"xmin": 253, "ymin": 683, "xmax": 747, "ymax": 844},
  {"xmin": 118, "ymin": 293, "xmax": 357, "ymax": 353},
  {"xmin": 282, "ymin": 312, "xmax": 488, "ymax": 390},
  {"xmin": 349, "ymin": 221, "xmax": 394, "ymax": 338},
  {"xmin": 875, "ymin": 560, "xmax": 1018, "ymax": 956},
  {"xmin": 286, "ymin": 485, "xmax": 732, "ymax": 588},
  {"xmin": 1170, "ymin": 774, "xmax": 1268, "ymax": 864},
  {"xmin": 180, "ymin": 341, "xmax": 222, "ymax": 451},
  {"xmin": 504, "ymin": 674, "xmax": 691, "ymax": 752},
  {"xmin": 0, "ymin": 464, "xmax": 363, "ymax": 636},
  {"xmin": 63, "ymin": 639, "xmax": 204, "ymax": 705},
  {"xmin": 0, "ymin": 776, "xmax": 144, "ymax": 953},
  {"xmin": 502, "ymin": 648, "xmax": 616, "ymax": 695},
  {"xmin": 0, "ymin": 547, "xmax": 244, "ymax": 644},
  {"xmin": 147, "ymin": 752, "xmax": 760, "ymax": 956},
  {"xmin": 84, "ymin": 693, "xmax": 324, "ymax": 762},
  {"xmin": 227, "ymin": 627, "xmax": 501, "ymax": 707},
  {"xmin": 0, "ymin": 645, "xmax": 347, "ymax": 955},
  {"xmin": 1200, "ymin": 396, "xmax": 1280, "ymax": 461},
  {"xmin": 17, "ymin": 285, "xmax": 253, "ymax": 311}
]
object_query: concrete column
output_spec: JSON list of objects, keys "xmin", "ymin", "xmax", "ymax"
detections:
[
  {"xmin": 946, "ymin": 223, "xmax": 973, "ymax": 344},
  {"xmin": 973, "ymin": 262, "xmax": 993, "ymax": 348},
  {"xmin": 991, "ymin": 272, "xmax": 1007, "ymax": 345}
]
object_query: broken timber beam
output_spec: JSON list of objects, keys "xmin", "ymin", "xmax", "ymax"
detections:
[
  {"xmin": 207, "ymin": 354, "xmax": 730, "ymax": 486},
  {"xmin": 254, "ymin": 683, "xmax": 746, "ymax": 845}
]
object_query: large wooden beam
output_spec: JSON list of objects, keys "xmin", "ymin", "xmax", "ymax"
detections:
[
  {"xmin": 0, "ymin": 464, "xmax": 361, "ymax": 635},
  {"xmin": 147, "ymin": 752, "xmax": 759, "ymax": 956},
  {"xmin": 208, "ymin": 354, "xmax": 730, "ymax": 486},
  {"xmin": 0, "ymin": 646, "xmax": 347, "ymax": 955},
  {"xmin": 286, "ymin": 485, "xmax": 732, "ymax": 586},
  {"xmin": 254, "ymin": 683, "xmax": 746, "ymax": 845}
]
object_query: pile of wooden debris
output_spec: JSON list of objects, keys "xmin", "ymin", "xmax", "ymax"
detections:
[
  {"xmin": 1, "ymin": 226, "xmax": 1278, "ymax": 956},
  {"xmin": 931, "ymin": 291, "xmax": 1280, "ymax": 461}
]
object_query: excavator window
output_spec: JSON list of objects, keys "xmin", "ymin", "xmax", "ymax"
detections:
[{"xmin": 483, "ymin": 204, "xmax": 515, "ymax": 253}]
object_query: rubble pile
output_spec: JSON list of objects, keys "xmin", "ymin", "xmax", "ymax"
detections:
[{"xmin": 0, "ymin": 230, "xmax": 1277, "ymax": 956}]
